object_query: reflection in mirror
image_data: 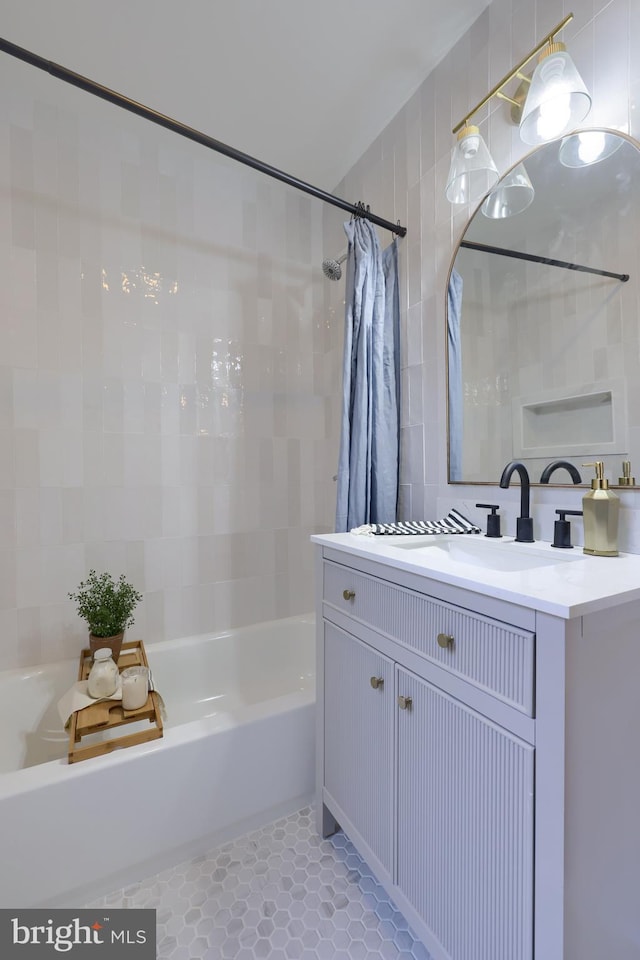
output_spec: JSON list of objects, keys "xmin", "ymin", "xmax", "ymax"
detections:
[{"xmin": 447, "ymin": 130, "xmax": 640, "ymax": 487}]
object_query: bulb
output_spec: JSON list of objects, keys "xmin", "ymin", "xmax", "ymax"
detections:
[
  {"xmin": 459, "ymin": 132, "xmax": 480, "ymax": 159},
  {"xmin": 577, "ymin": 131, "xmax": 606, "ymax": 164},
  {"xmin": 536, "ymin": 93, "xmax": 572, "ymax": 140}
]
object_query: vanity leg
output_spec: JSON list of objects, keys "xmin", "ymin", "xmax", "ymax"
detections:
[{"xmin": 318, "ymin": 801, "xmax": 339, "ymax": 838}]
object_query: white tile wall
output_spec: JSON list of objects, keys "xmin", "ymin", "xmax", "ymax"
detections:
[
  {"xmin": 324, "ymin": 0, "xmax": 640, "ymax": 552},
  {"xmin": 0, "ymin": 55, "xmax": 337, "ymax": 670},
  {"xmin": 3, "ymin": 0, "xmax": 640, "ymax": 671}
]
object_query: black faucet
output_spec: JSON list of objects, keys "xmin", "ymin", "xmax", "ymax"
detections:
[
  {"xmin": 540, "ymin": 460, "xmax": 582, "ymax": 484},
  {"xmin": 499, "ymin": 461, "xmax": 534, "ymax": 542}
]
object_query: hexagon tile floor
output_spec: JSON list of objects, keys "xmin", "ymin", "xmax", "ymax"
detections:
[{"xmin": 87, "ymin": 806, "xmax": 433, "ymax": 960}]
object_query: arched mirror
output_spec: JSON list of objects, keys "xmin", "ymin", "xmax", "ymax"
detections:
[{"xmin": 447, "ymin": 129, "xmax": 639, "ymax": 487}]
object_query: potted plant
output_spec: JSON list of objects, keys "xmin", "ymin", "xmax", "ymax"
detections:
[{"xmin": 69, "ymin": 570, "xmax": 143, "ymax": 661}]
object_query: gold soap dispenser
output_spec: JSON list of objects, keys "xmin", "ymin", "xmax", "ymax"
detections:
[
  {"xmin": 581, "ymin": 461, "xmax": 619, "ymax": 556},
  {"xmin": 619, "ymin": 461, "xmax": 635, "ymax": 486}
]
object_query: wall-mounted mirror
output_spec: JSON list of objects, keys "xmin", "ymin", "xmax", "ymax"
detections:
[{"xmin": 447, "ymin": 129, "xmax": 639, "ymax": 488}]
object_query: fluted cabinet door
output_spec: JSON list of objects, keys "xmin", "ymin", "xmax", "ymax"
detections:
[
  {"xmin": 324, "ymin": 623, "xmax": 394, "ymax": 874},
  {"xmin": 396, "ymin": 667, "xmax": 534, "ymax": 960}
]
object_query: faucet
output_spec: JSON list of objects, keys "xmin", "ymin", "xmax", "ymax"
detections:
[
  {"xmin": 499, "ymin": 461, "xmax": 534, "ymax": 542},
  {"xmin": 540, "ymin": 460, "xmax": 582, "ymax": 484}
]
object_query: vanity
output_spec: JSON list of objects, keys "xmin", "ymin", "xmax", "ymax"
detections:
[{"xmin": 312, "ymin": 532, "xmax": 640, "ymax": 960}]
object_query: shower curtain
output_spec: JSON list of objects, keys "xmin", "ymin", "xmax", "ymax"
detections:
[
  {"xmin": 447, "ymin": 267, "xmax": 464, "ymax": 481},
  {"xmin": 335, "ymin": 218, "xmax": 400, "ymax": 532}
]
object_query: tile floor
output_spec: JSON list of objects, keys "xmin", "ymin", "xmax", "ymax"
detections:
[{"xmin": 88, "ymin": 806, "xmax": 432, "ymax": 960}]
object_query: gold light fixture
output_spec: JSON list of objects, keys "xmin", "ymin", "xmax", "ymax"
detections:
[
  {"xmin": 445, "ymin": 124, "xmax": 499, "ymax": 205},
  {"xmin": 446, "ymin": 13, "xmax": 592, "ymax": 207},
  {"xmin": 519, "ymin": 40, "xmax": 591, "ymax": 144}
]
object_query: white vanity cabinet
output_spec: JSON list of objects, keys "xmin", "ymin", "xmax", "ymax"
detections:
[
  {"xmin": 313, "ymin": 537, "xmax": 640, "ymax": 960},
  {"xmin": 395, "ymin": 666, "xmax": 534, "ymax": 960},
  {"xmin": 323, "ymin": 621, "xmax": 394, "ymax": 874}
]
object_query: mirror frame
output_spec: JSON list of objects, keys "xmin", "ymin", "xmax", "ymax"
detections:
[{"xmin": 445, "ymin": 128, "xmax": 640, "ymax": 489}]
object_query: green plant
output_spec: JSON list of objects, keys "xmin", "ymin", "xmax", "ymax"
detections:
[{"xmin": 68, "ymin": 570, "xmax": 143, "ymax": 638}]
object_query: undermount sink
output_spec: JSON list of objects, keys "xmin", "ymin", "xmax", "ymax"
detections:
[{"xmin": 392, "ymin": 536, "xmax": 584, "ymax": 572}]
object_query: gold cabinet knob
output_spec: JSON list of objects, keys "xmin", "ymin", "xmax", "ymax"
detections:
[
  {"xmin": 437, "ymin": 632, "xmax": 454, "ymax": 649},
  {"xmin": 342, "ymin": 589, "xmax": 356, "ymax": 601},
  {"xmin": 398, "ymin": 695, "xmax": 412, "ymax": 710},
  {"xmin": 370, "ymin": 676, "xmax": 384, "ymax": 690}
]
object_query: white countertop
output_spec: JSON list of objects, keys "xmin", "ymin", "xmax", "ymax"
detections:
[{"xmin": 311, "ymin": 531, "xmax": 640, "ymax": 618}]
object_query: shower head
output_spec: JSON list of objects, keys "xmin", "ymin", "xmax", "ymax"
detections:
[{"xmin": 322, "ymin": 253, "xmax": 347, "ymax": 281}]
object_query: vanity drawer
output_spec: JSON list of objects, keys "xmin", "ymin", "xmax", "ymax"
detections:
[{"xmin": 323, "ymin": 560, "xmax": 534, "ymax": 715}]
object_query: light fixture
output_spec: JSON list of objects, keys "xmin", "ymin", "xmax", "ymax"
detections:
[
  {"xmin": 447, "ymin": 13, "xmax": 592, "ymax": 206},
  {"xmin": 519, "ymin": 42, "xmax": 591, "ymax": 144},
  {"xmin": 445, "ymin": 124, "xmax": 499, "ymax": 205},
  {"xmin": 481, "ymin": 162, "xmax": 535, "ymax": 219},
  {"xmin": 558, "ymin": 130, "xmax": 624, "ymax": 167}
]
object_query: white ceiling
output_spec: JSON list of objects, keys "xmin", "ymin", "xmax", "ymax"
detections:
[{"xmin": 2, "ymin": 0, "xmax": 490, "ymax": 190}]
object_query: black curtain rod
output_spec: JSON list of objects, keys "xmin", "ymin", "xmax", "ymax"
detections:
[
  {"xmin": 460, "ymin": 239, "xmax": 629, "ymax": 282},
  {"xmin": 0, "ymin": 36, "xmax": 407, "ymax": 239}
]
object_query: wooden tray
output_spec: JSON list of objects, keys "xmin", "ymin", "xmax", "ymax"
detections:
[{"xmin": 67, "ymin": 639, "xmax": 163, "ymax": 764}]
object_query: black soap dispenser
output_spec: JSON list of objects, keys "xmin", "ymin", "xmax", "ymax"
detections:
[{"xmin": 476, "ymin": 503, "xmax": 502, "ymax": 538}]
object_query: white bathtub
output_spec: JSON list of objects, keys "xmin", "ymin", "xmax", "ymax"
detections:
[{"xmin": 0, "ymin": 614, "xmax": 315, "ymax": 908}]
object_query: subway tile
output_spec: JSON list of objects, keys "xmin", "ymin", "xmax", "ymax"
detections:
[
  {"xmin": 61, "ymin": 488, "xmax": 84, "ymax": 544},
  {"xmin": 14, "ymin": 547, "xmax": 39, "ymax": 608},
  {"xmin": 15, "ymin": 606, "xmax": 42, "ymax": 668},
  {"xmin": 39, "ymin": 487, "xmax": 63, "ymax": 545},
  {"xmin": 1, "ymin": 0, "xmax": 639, "ymax": 671},
  {"xmin": 0, "ymin": 608, "xmax": 19, "ymax": 670}
]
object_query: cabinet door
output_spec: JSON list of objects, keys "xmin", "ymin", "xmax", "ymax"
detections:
[
  {"xmin": 396, "ymin": 667, "xmax": 534, "ymax": 960},
  {"xmin": 324, "ymin": 622, "xmax": 394, "ymax": 874}
]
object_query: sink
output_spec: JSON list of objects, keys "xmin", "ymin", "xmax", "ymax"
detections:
[{"xmin": 392, "ymin": 536, "xmax": 584, "ymax": 572}]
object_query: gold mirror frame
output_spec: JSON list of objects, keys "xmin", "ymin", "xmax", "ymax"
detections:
[{"xmin": 446, "ymin": 129, "xmax": 640, "ymax": 488}]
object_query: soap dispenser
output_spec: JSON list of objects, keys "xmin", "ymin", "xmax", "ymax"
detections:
[
  {"xmin": 619, "ymin": 461, "xmax": 636, "ymax": 486},
  {"xmin": 581, "ymin": 461, "xmax": 619, "ymax": 557}
]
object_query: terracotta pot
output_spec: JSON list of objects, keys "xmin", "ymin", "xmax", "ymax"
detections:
[{"xmin": 89, "ymin": 631, "xmax": 125, "ymax": 663}]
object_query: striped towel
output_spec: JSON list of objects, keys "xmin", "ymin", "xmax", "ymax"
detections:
[{"xmin": 351, "ymin": 509, "xmax": 481, "ymax": 537}]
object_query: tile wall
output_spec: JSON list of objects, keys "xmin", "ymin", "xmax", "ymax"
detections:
[
  {"xmin": 0, "ymin": 55, "xmax": 338, "ymax": 669},
  {"xmin": 3, "ymin": 0, "xmax": 640, "ymax": 670},
  {"xmin": 323, "ymin": 0, "xmax": 640, "ymax": 550}
]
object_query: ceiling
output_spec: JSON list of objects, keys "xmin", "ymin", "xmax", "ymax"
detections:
[{"xmin": 2, "ymin": 0, "xmax": 490, "ymax": 191}]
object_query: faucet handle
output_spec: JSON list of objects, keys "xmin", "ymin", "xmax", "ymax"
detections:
[
  {"xmin": 552, "ymin": 509, "xmax": 583, "ymax": 549},
  {"xmin": 476, "ymin": 503, "xmax": 502, "ymax": 539}
]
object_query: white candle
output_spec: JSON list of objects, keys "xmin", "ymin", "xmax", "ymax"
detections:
[{"xmin": 121, "ymin": 666, "xmax": 149, "ymax": 710}]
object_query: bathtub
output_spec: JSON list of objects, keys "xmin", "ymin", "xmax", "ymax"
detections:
[{"xmin": 0, "ymin": 614, "xmax": 315, "ymax": 908}]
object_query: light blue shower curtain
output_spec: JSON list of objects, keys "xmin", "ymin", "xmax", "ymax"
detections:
[
  {"xmin": 335, "ymin": 219, "xmax": 400, "ymax": 532},
  {"xmin": 447, "ymin": 267, "xmax": 464, "ymax": 481}
]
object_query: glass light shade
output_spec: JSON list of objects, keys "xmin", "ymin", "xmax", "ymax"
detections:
[
  {"xmin": 481, "ymin": 163, "xmax": 535, "ymax": 219},
  {"xmin": 519, "ymin": 43, "xmax": 591, "ymax": 145},
  {"xmin": 445, "ymin": 125, "xmax": 499, "ymax": 205},
  {"xmin": 559, "ymin": 130, "xmax": 624, "ymax": 167}
]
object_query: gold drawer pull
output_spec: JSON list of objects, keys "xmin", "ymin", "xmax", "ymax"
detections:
[
  {"xmin": 398, "ymin": 695, "xmax": 412, "ymax": 710},
  {"xmin": 342, "ymin": 589, "xmax": 356, "ymax": 601},
  {"xmin": 370, "ymin": 676, "xmax": 384, "ymax": 690},
  {"xmin": 437, "ymin": 632, "xmax": 454, "ymax": 649}
]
